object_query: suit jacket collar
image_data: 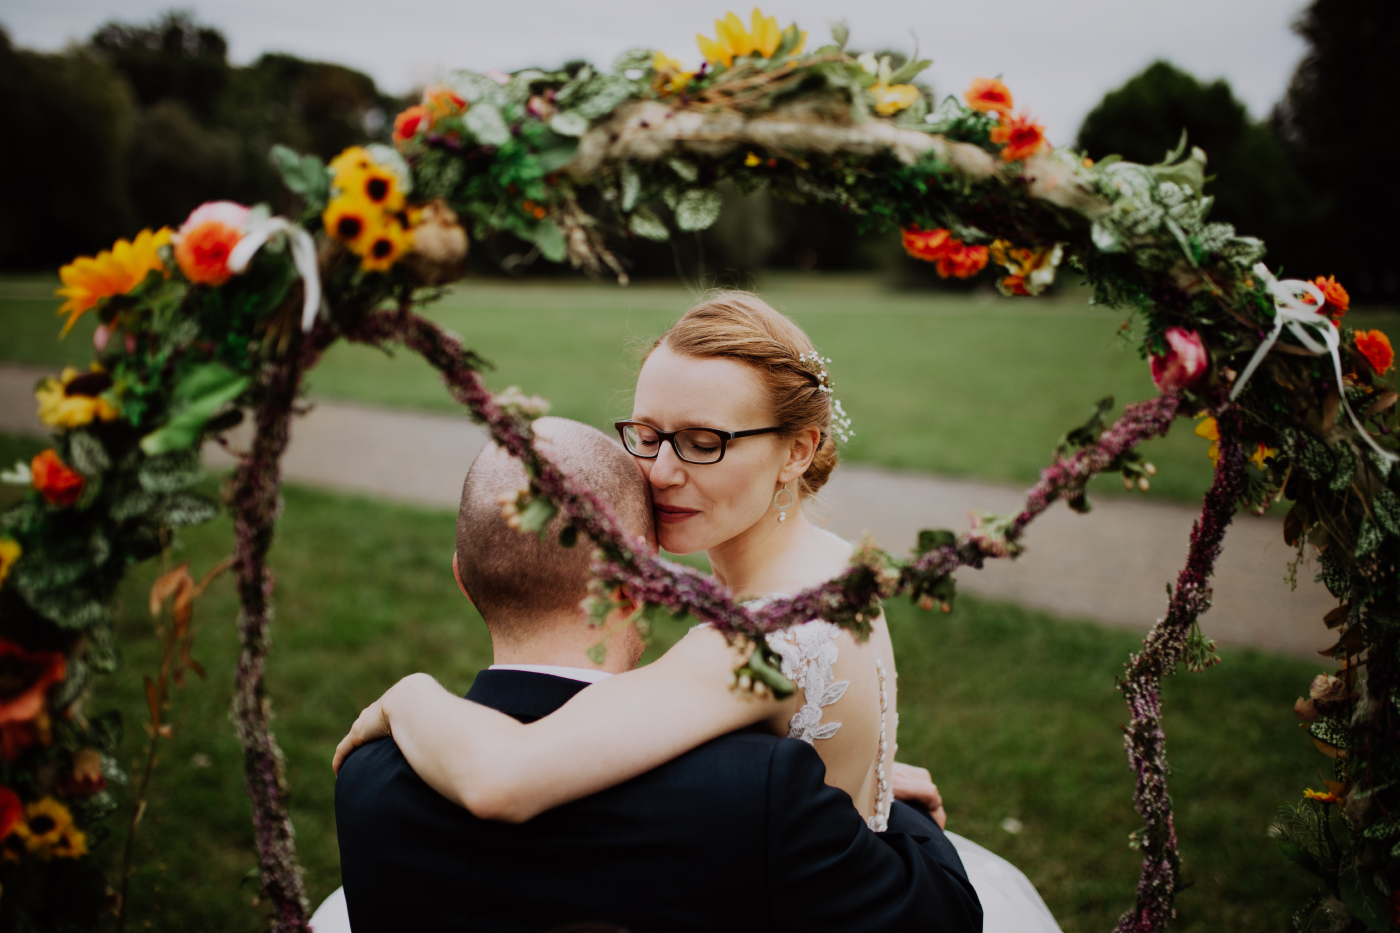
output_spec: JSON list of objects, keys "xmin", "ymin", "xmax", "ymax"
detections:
[{"xmin": 465, "ymin": 669, "xmax": 590, "ymax": 723}]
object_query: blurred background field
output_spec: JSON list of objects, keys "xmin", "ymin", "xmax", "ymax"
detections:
[
  {"xmin": 0, "ymin": 430, "xmax": 1334, "ymax": 932},
  {"xmin": 6, "ymin": 272, "xmax": 1399, "ymax": 505}
]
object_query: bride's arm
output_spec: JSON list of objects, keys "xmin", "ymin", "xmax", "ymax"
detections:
[{"xmin": 334, "ymin": 626, "xmax": 792, "ymax": 823}]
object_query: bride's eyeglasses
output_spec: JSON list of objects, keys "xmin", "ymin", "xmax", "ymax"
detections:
[{"xmin": 615, "ymin": 421, "xmax": 784, "ymax": 465}]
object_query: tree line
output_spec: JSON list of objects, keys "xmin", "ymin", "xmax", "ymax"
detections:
[{"xmin": 0, "ymin": 1, "xmax": 1394, "ymax": 299}]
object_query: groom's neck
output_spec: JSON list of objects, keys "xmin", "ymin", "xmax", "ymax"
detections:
[{"xmin": 488, "ymin": 614, "xmax": 639, "ymax": 674}]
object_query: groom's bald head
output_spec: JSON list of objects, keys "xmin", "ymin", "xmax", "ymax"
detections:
[{"xmin": 456, "ymin": 417, "xmax": 653, "ymax": 633}]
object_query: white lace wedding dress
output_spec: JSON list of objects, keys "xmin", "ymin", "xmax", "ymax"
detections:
[{"xmin": 765, "ymin": 617, "xmax": 1063, "ymax": 933}]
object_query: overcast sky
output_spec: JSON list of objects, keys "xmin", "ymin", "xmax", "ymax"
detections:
[{"xmin": 5, "ymin": 0, "xmax": 1310, "ymax": 142}]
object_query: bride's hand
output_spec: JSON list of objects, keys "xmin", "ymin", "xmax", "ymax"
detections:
[
  {"xmin": 892, "ymin": 762, "xmax": 946, "ymax": 829},
  {"xmin": 332, "ymin": 673, "xmax": 432, "ymax": 774}
]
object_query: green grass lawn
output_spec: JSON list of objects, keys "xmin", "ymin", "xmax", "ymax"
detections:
[
  {"xmin": 7, "ymin": 272, "xmax": 1396, "ymax": 504},
  {"xmin": 0, "ymin": 430, "xmax": 1330, "ymax": 931}
]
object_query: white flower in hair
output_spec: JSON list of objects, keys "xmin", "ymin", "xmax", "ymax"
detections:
[{"xmin": 796, "ymin": 351, "xmax": 854, "ymax": 444}]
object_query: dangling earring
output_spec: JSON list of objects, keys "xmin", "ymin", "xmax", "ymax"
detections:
[{"xmin": 774, "ymin": 482, "xmax": 793, "ymax": 524}]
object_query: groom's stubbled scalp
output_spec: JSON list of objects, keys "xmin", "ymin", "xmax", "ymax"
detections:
[{"xmin": 456, "ymin": 417, "xmax": 654, "ymax": 633}]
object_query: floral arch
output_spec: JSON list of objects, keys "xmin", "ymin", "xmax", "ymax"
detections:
[{"xmin": 1, "ymin": 10, "xmax": 1394, "ymax": 932}]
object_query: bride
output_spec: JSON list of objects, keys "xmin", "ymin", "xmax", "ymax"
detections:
[{"xmin": 333, "ymin": 291, "xmax": 1060, "ymax": 932}]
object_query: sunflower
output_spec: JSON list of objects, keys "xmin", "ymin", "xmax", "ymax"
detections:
[
  {"xmin": 329, "ymin": 146, "xmax": 375, "ymax": 184},
  {"xmin": 323, "ymin": 197, "xmax": 380, "ymax": 252},
  {"xmin": 35, "ymin": 367, "xmax": 119, "ymax": 430},
  {"xmin": 652, "ymin": 52, "xmax": 695, "ymax": 96},
  {"xmin": 18, "ymin": 798, "xmax": 87, "ymax": 860},
  {"xmin": 0, "ymin": 539, "xmax": 18, "ymax": 590},
  {"xmin": 359, "ymin": 219, "xmax": 414, "ymax": 273},
  {"xmin": 54, "ymin": 228, "xmax": 172, "ymax": 336},
  {"xmin": 352, "ymin": 164, "xmax": 406, "ymax": 213},
  {"xmin": 697, "ymin": 8, "xmax": 803, "ymax": 67}
]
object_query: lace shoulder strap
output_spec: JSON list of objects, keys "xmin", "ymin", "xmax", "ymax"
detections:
[{"xmin": 764, "ymin": 619, "xmax": 850, "ymax": 744}]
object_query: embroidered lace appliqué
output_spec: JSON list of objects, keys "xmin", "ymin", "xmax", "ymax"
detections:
[{"xmin": 765, "ymin": 620, "xmax": 850, "ymax": 744}]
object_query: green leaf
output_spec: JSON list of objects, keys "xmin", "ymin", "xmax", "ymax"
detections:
[
  {"xmin": 620, "ymin": 165, "xmax": 642, "ymax": 212},
  {"xmin": 464, "ymin": 103, "xmax": 511, "ymax": 146},
  {"xmin": 517, "ymin": 497, "xmax": 559, "ymax": 539},
  {"xmin": 773, "ymin": 23, "xmax": 805, "ymax": 59},
  {"xmin": 270, "ymin": 145, "xmax": 330, "ymax": 208},
  {"xmin": 534, "ymin": 221, "xmax": 568, "ymax": 263},
  {"xmin": 137, "ymin": 450, "xmax": 204, "ymax": 494},
  {"xmin": 675, "ymin": 188, "xmax": 722, "ymax": 231},
  {"xmin": 1309, "ymin": 716, "xmax": 1351, "ymax": 750},
  {"xmin": 829, "ymin": 20, "xmax": 849, "ymax": 50},
  {"xmin": 628, "ymin": 207, "xmax": 670, "ymax": 242},
  {"xmin": 157, "ymin": 491, "xmax": 220, "ymax": 529},
  {"xmin": 915, "ymin": 529, "xmax": 957, "ymax": 555},
  {"xmin": 889, "ymin": 58, "xmax": 932, "ymax": 86},
  {"xmin": 67, "ymin": 431, "xmax": 111, "ymax": 476},
  {"xmin": 140, "ymin": 363, "xmax": 249, "ymax": 455},
  {"xmin": 586, "ymin": 640, "xmax": 607, "ymax": 665},
  {"xmin": 744, "ymin": 647, "xmax": 796, "ymax": 699},
  {"xmin": 548, "ymin": 112, "xmax": 589, "ymax": 137},
  {"xmin": 1355, "ymin": 515, "xmax": 1383, "ymax": 560},
  {"xmin": 1274, "ymin": 841, "xmax": 1322, "ymax": 877},
  {"xmin": 1341, "ymin": 866, "xmax": 1391, "ymax": 933}
]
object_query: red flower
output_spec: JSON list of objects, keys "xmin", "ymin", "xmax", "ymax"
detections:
[
  {"xmin": 0, "ymin": 786, "xmax": 21, "ymax": 840},
  {"xmin": 1150, "ymin": 327, "xmax": 1209, "ymax": 391},
  {"xmin": 393, "ymin": 105, "xmax": 426, "ymax": 145},
  {"xmin": 1355, "ymin": 329, "xmax": 1395, "ymax": 374},
  {"xmin": 902, "ymin": 227, "xmax": 987, "ymax": 279},
  {"xmin": 937, "ymin": 244, "xmax": 989, "ymax": 279},
  {"xmin": 901, "ymin": 226, "xmax": 952, "ymax": 263},
  {"xmin": 965, "ymin": 78, "xmax": 1013, "ymax": 115},
  {"xmin": 31, "ymin": 450, "xmax": 83, "ymax": 507},
  {"xmin": 0, "ymin": 638, "xmax": 66, "ymax": 762},
  {"xmin": 990, "ymin": 113, "xmax": 1048, "ymax": 162},
  {"xmin": 1312, "ymin": 275, "xmax": 1350, "ymax": 320}
]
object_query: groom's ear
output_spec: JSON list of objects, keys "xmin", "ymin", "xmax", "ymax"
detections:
[{"xmin": 452, "ymin": 551, "xmax": 473, "ymax": 604}]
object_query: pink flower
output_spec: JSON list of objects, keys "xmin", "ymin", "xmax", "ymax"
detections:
[{"xmin": 1150, "ymin": 327, "xmax": 1208, "ymax": 391}]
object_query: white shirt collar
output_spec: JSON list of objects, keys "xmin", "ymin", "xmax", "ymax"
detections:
[{"xmin": 487, "ymin": 663, "xmax": 614, "ymax": 684}]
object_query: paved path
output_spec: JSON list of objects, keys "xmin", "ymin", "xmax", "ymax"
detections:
[{"xmin": 1, "ymin": 364, "xmax": 1335, "ymax": 659}]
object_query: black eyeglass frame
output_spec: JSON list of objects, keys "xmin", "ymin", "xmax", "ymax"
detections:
[{"xmin": 614, "ymin": 421, "xmax": 785, "ymax": 465}]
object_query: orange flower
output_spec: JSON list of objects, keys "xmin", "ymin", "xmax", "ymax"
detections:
[
  {"xmin": 0, "ymin": 638, "xmax": 66, "ymax": 763},
  {"xmin": 1001, "ymin": 274, "xmax": 1031, "ymax": 296},
  {"xmin": 1303, "ymin": 788, "xmax": 1338, "ymax": 803},
  {"xmin": 937, "ymin": 244, "xmax": 989, "ymax": 279},
  {"xmin": 173, "ymin": 201, "xmax": 250, "ymax": 286},
  {"xmin": 901, "ymin": 226, "xmax": 952, "ymax": 263},
  {"xmin": 965, "ymin": 78, "xmax": 1013, "ymax": 115},
  {"xmin": 393, "ymin": 105, "xmax": 426, "ymax": 145},
  {"xmin": 30, "ymin": 449, "xmax": 83, "ymax": 507},
  {"xmin": 1355, "ymin": 329, "xmax": 1395, "ymax": 374},
  {"xmin": 0, "ymin": 786, "xmax": 21, "ymax": 840},
  {"xmin": 54, "ymin": 228, "xmax": 172, "ymax": 336},
  {"xmin": 1313, "ymin": 276, "xmax": 1350, "ymax": 319},
  {"xmin": 990, "ymin": 113, "xmax": 1048, "ymax": 162},
  {"xmin": 423, "ymin": 85, "xmax": 467, "ymax": 124}
]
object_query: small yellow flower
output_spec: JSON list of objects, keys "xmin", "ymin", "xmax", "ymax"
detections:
[
  {"xmin": 35, "ymin": 367, "xmax": 119, "ymax": 430},
  {"xmin": 1193, "ymin": 415, "xmax": 1275, "ymax": 468},
  {"xmin": 0, "ymin": 539, "xmax": 19, "ymax": 589},
  {"xmin": 19, "ymin": 799, "xmax": 87, "ymax": 860},
  {"xmin": 871, "ymin": 81, "xmax": 921, "ymax": 116},
  {"xmin": 697, "ymin": 8, "xmax": 803, "ymax": 67},
  {"xmin": 54, "ymin": 228, "xmax": 172, "ymax": 336},
  {"xmin": 744, "ymin": 151, "xmax": 762, "ymax": 167},
  {"xmin": 652, "ymin": 52, "xmax": 695, "ymax": 96}
]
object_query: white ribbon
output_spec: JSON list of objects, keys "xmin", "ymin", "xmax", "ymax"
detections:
[
  {"xmin": 1232, "ymin": 262, "xmax": 1396, "ymax": 461},
  {"xmin": 228, "ymin": 217, "xmax": 323, "ymax": 333}
]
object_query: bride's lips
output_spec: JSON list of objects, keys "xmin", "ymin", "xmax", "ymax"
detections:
[{"xmin": 654, "ymin": 504, "xmax": 701, "ymax": 524}]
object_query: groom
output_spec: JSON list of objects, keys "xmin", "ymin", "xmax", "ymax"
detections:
[{"xmin": 335, "ymin": 418, "xmax": 980, "ymax": 932}]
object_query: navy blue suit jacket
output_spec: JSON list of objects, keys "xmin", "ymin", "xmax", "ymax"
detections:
[{"xmin": 336, "ymin": 670, "xmax": 981, "ymax": 932}]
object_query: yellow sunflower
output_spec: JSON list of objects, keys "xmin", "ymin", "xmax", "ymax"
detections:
[
  {"xmin": 35, "ymin": 367, "xmax": 119, "ymax": 430},
  {"xmin": 19, "ymin": 798, "xmax": 87, "ymax": 860},
  {"xmin": 323, "ymin": 196, "xmax": 382, "ymax": 253},
  {"xmin": 359, "ymin": 218, "xmax": 414, "ymax": 273},
  {"xmin": 328, "ymin": 146, "xmax": 375, "ymax": 185},
  {"xmin": 54, "ymin": 228, "xmax": 172, "ymax": 336},
  {"xmin": 697, "ymin": 8, "xmax": 804, "ymax": 67},
  {"xmin": 350, "ymin": 164, "xmax": 406, "ymax": 213},
  {"xmin": 652, "ymin": 52, "xmax": 695, "ymax": 96},
  {"xmin": 0, "ymin": 539, "xmax": 19, "ymax": 589}
]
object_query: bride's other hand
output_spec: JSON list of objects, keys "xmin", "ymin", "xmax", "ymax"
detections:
[
  {"xmin": 893, "ymin": 762, "xmax": 946, "ymax": 829},
  {"xmin": 332, "ymin": 673, "xmax": 429, "ymax": 774}
]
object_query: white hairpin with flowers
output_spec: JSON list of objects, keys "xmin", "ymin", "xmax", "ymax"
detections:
[{"xmin": 797, "ymin": 351, "xmax": 855, "ymax": 445}]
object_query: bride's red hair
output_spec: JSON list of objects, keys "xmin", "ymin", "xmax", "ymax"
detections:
[{"xmin": 650, "ymin": 290, "xmax": 839, "ymax": 497}]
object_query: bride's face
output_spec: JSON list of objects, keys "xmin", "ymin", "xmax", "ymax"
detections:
[{"xmin": 630, "ymin": 344, "xmax": 792, "ymax": 555}]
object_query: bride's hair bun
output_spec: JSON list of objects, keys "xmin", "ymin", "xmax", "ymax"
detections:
[{"xmin": 650, "ymin": 290, "xmax": 839, "ymax": 497}]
